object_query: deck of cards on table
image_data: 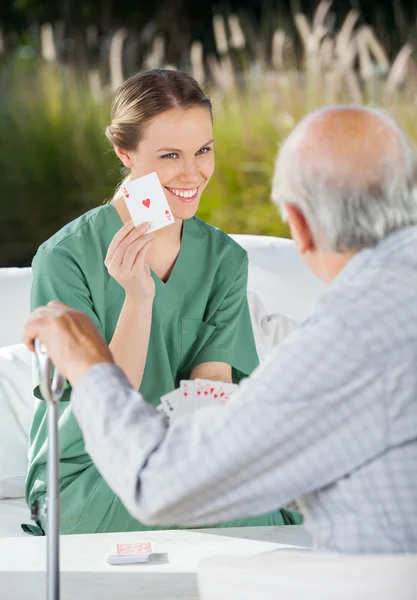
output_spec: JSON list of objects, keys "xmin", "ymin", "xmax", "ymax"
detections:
[
  {"xmin": 106, "ymin": 542, "xmax": 153, "ymax": 565},
  {"xmin": 157, "ymin": 379, "xmax": 239, "ymax": 423},
  {"xmin": 123, "ymin": 171, "xmax": 174, "ymax": 232}
]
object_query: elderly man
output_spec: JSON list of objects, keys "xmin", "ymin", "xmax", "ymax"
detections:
[{"xmin": 24, "ymin": 106, "xmax": 417, "ymax": 554}]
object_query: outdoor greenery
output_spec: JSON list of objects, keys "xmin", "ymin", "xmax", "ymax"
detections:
[{"xmin": 1, "ymin": 1, "xmax": 417, "ymax": 265}]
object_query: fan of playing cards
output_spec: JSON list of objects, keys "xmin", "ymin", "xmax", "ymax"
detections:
[{"xmin": 157, "ymin": 379, "xmax": 239, "ymax": 422}]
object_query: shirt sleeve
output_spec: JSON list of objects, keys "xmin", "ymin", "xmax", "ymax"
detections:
[
  {"xmin": 190, "ymin": 255, "xmax": 259, "ymax": 381},
  {"xmin": 71, "ymin": 313, "xmax": 386, "ymax": 528},
  {"xmin": 31, "ymin": 246, "xmax": 103, "ymax": 401}
]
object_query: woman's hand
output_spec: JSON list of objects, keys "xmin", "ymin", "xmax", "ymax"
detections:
[{"xmin": 105, "ymin": 221, "xmax": 155, "ymax": 304}]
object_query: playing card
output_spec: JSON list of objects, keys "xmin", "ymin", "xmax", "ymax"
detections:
[
  {"xmin": 159, "ymin": 388, "xmax": 181, "ymax": 416},
  {"xmin": 123, "ymin": 172, "xmax": 175, "ymax": 233},
  {"xmin": 195, "ymin": 379, "xmax": 212, "ymax": 399},
  {"xmin": 180, "ymin": 379, "xmax": 195, "ymax": 414},
  {"xmin": 106, "ymin": 542, "xmax": 152, "ymax": 565},
  {"xmin": 195, "ymin": 379, "xmax": 239, "ymax": 406},
  {"xmin": 157, "ymin": 379, "xmax": 239, "ymax": 423},
  {"xmin": 212, "ymin": 381, "xmax": 239, "ymax": 404}
]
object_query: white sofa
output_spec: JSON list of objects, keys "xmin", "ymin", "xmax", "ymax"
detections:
[{"xmin": 0, "ymin": 234, "xmax": 326, "ymax": 539}]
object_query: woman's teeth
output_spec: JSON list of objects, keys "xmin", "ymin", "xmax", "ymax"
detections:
[{"xmin": 167, "ymin": 187, "xmax": 197, "ymax": 199}]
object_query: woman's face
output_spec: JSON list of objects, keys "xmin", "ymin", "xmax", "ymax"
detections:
[{"xmin": 122, "ymin": 106, "xmax": 215, "ymax": 221}]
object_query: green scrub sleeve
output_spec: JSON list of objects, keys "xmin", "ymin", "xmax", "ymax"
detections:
[
  {"xmin": 189, "ymin": 256, "xmax": 259, "ymax": 382},
  {"xmin": 27, "ymin": 246, "xmax": 121, "ymax": 534},
  {"xmin": 30, "ymin": 247, "xmax": 104, "ymax": 402}
]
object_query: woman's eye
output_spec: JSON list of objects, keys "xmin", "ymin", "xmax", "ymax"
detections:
[
  {"xmin": 196, "ymin": 147, "xmax": 212, "ymax": 155},
  {"xmin": 161, "ymin": 152, "xmax": 179, "ymax": 159}
]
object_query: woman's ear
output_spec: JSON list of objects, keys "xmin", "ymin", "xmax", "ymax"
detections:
[
  {"xmin": 284, "ymin": 203, "xmax": 315, "ymax": 254},
  {"xmin": 113, "ymin": 145, "xmax": 133, "ymax": 169}
]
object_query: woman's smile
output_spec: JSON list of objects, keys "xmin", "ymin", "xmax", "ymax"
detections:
[{"xmin": 164, "ymin": 185, "xmax": 200, "ymax": 203}]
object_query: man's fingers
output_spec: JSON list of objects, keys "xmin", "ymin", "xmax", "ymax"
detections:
[
  {"xmin": 22, "ymin": 303, "xmax": 75, "ymax": 351},
  {"xmin": 34, "ymin": 305, "xmax": 66, "ymax": 319},
  {"xmin": 22, "ymin": 312, "xmax": 49, "ymax": 351},
  {"xmin": 47, "ymin": 300, "xmax": 70, "ymax": 310}
]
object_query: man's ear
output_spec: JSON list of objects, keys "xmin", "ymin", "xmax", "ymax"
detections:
[
  {"xmin": 284, "ymin": 203, "xmax": 314, "ymax": 254},
  {"xmin": 113, "ymin": 145, "xmax": 133, "ymax": 169}
]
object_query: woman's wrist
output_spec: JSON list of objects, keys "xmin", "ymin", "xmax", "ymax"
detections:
[{"xmin": 123, "ymin": 294, "xmax": 154, "ymax": 312}]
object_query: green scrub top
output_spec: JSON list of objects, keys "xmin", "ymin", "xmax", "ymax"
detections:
[{"xmin": 24, "ymin": 204, "xmax": 302, "ymax": 535}]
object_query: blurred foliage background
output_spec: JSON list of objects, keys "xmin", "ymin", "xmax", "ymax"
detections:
[{"xmin": 1, "ymin": 0, "xmax": 417, "ymax": 266}]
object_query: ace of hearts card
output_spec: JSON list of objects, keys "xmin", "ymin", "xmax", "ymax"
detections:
[{"xmin": 123, "ymin": 172, "xmax": 175, "ymax": 233}]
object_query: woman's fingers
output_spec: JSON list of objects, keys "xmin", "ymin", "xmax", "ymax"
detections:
[
  {"xmin": 131, "ymin": 237, "xmax": 155, "ymax": 273},
  {"xmin": 105, "ymin": 221, "xmax": 150, "ymax": 264},
  {"xmin": 105, "ymin": 220, "xmax": 135, "ymax": 264},
  {"xmin": 104, "ymin": 220, "xmax": 156, "ymax": 302},
  {"xmin": 123, "ymin": 233, "xmax": 155, "ymax": 272},
  {"xmin": 105, "ymin": 222, "xmax": 151, "ymax": 269}
]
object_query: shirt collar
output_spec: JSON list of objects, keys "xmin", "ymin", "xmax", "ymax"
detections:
[{"xmin": 330, "ymin": 225, "xmax": 417, "ymax": 287}]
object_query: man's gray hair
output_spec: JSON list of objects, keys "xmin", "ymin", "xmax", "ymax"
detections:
[{"xmin": 271, "ymin": 106, "xmax": 417, "ymax": 251}]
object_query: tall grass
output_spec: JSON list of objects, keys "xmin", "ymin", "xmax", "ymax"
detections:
[
  {"xmin": 1, "ymin": 2, "xmax": 417, "ymax": 265},
  {"xmin": 0, "ymin": 62, "xmax": 117, "ymax": 265}
]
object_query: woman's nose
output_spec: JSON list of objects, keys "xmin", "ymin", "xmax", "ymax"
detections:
[{"xmin": 180, "ymin": 157, "xmax": 200, "ymax": 182}]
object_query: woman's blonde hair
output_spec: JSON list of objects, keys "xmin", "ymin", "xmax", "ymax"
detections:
[
  {"xmin": 106, "ymin": 69, "xmax": 212, "ymax": 198},
  {"xmin": 106, "ymin": 68, "xmax": 212, "ymax": 150}
]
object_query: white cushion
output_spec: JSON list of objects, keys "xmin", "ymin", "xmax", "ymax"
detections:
[
  {"xmin": 247, "ymin": 291, "xmax": 298, "ymax": 361},
  {"xmin": 0, "ymin": 498, "xmax": 30, "ymax": 538},
  {"xmin": 231, "ymin": 234, "xmax": 325, "ymax": 320},
  {"xmin": 0, "ymin": 344, "xmax": 34, "ymax": 499},
  {"xmin": 0, "ymin": 268, "xmax": 32, "ymax": 348},
  {"xmin": 198, "ymin": 549, "xmax": 417, "ymax": 599}
]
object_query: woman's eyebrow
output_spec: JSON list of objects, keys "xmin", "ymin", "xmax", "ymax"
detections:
[{"xmin": 156, "ymin": 139, "xmax": 214, "ymax": 152}]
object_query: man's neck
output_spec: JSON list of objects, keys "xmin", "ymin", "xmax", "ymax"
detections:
[{"xmin": 321, "ymin": 251, "xmax": 359, "ymax": 283}]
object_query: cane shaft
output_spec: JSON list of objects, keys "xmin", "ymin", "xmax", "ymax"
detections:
[
  {"xmin": 47, "ymin": 400, "xmax": 60, "ymax": 600},
  {"xmin": 34, "ymin": 339, "xmax": 63, "ymax": 600}
]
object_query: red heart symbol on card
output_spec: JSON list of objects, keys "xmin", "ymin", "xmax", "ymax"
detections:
[
  {"xmin": 210, "ymin": 388, "xmax": 214, "ymax": 393},
  {"xmin": 123, "ymin": 188, "xmax": 129, "ymax": 198},
  {"xmin": 142, "ymin": 198, "xmax": 151, "ymax": 208},
  {"xmin": 165, "ymin": 209, "xmax": 172, "ymax": 221}
]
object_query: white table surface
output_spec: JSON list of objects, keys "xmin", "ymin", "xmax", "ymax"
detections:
[{"xmin": 0, "ymin": 525, "xmax": 312, "ymax": 600}]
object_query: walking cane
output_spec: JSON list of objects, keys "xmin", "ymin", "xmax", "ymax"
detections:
[{"xmin": 32, "ymin": 339, "xmax": 66, "ymax": 600}]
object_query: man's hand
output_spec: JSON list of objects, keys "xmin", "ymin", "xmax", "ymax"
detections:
[{"xmin": 23, "ymin": 301, "xmax": 114, "ymax": 387}]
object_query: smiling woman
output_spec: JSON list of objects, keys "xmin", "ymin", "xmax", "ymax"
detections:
[{"xmin": 24, "ymin": 69, "xmax": 302, "ymax": 536}]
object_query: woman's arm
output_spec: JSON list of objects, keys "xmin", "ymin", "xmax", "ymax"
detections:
[
  {"xmin": 109, "ymin": 297, "xmax": 153, "ymax": 389},
  {"xmin": 105, "ymin": 221, "xmax": 155, "ymax": 389},
  {"xmin": 190, "ymin": 361, "xmax": 232, "ymax": 383}
]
